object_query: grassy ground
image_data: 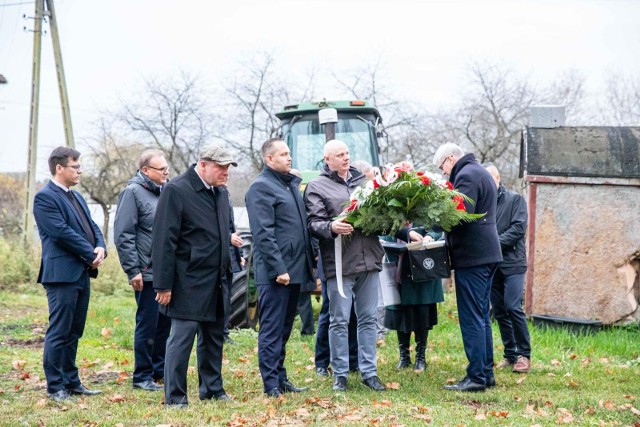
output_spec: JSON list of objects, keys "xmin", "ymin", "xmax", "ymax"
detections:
[{"xmin": 0, "ymin": 284, "xmax": 639, "ymax": 427}]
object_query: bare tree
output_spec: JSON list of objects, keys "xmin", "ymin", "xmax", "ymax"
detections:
[
  {"xmin": 217, "ymin": 52, "xmax": 314, "ymax": 172},
  {"xmin": 79, "ymin": 119, "xmax": 142, "ymax": 244},
  {"xmin": 120, "ymin": 71, "xmax": 213, "ymax": 175},
  {"xmin": 540, "ymin": 68, "xmax": 587, "ymax": 125},
  {"xmin": 597, "ymin": 70, "xmax": 640, "ymax": 125}
]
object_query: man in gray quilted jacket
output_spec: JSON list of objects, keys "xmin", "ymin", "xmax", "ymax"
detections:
[
  {"xmin": 114, "ymin": 148, "xmax": 171, "ymax": 392},
  {"xmin": 304, "ymin": 139, "xmax": 386, "ymax": 392}
]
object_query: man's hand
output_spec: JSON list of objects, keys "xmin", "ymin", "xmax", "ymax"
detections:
[
  {"xmin": 240, "ymin": 256, "xmax": 246, "ymax": 268},
  {"xmin": 90, "ymin": 247, "xmax": 106, "ymax": 268},
  {"xmin": 331, "ymin": 219, "xmax": 354, "ymax": 235},
  {"xmin": 130, "ymin": 273, "xmax": 143, "ymax": 292},
  {"xmin": 275, "ymin": 273, "xmax": 290, "ymax": 286},
  {"xmin": 155, "ymin": 289, "xmax": 172, "ymax": 305},
  {"xmin": 230, "ymin": 232, "xmax": 243, "ymax": 248},
  {"xmin": 408, "ymin": 230, "xmax": 424, "ymax": 242}
]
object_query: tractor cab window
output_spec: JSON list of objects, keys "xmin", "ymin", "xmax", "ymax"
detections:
[{"xmin": 284, "ymin": 115, "xmax": 378, "ymax": 171}]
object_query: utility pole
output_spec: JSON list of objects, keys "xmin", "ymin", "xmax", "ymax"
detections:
[
  {"xmin": 22, "ymin": 0, "xmax": 76, "ymax": 244},
  {"xmin": 22, "ymin": 0, "xmax": 44, "ymax": 245}
]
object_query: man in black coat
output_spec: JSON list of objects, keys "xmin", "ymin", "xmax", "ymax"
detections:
[
  {"xmin": 152, "ymin": 146, "xmax": 237, "ymax": 407},
  {"xmin": 33, "ymin": 147, "xmax": 106, "ymax": 402},
  {"xmin": 433, "ymin": 143, "xmax": 503, "ymax": 392},
  {"xmin": 484, "ymin": 163, "xmax": 531, "ymax": 373},
  {"xmin": 245, "ymin": 138, "xmax": 314, "ymax": 398}
]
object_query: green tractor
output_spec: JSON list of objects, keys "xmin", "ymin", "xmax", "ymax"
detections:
[{"xmin": 228, "ymin": 100, "xmax": 385, "ymax": 329}]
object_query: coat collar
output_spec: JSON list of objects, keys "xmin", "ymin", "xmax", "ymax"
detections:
[
  {"xmin": 449, "ymin": 153, "xmax": 477, "ymax": 183},
  {"xmin": 262, "ymin": 166, "xmax": 302, "ymax": 188}
]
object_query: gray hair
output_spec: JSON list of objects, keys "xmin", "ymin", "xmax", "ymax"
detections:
[
  {"xmin": 324, "ymin": 139, "xmax": 348, "ymax": 157},
  {"xmin": 433, "ymin": 143, "xmax": 464, "ymax": 166},
  {"xmin": 138, "ymin": 148, "xmax": 165, "ymax": 169},
  {"xmin": 351, "ymin": 160, "xmax": 373, "ymax": 174}
]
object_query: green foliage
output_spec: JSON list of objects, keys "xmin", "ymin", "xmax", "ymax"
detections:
[
  {"xmin": 345, "ymin": 167, "xmax": 484, "ymax": 236},
  {"xmin": 0, "ymin": 238, "xmax": 37, "ymax": 289}
]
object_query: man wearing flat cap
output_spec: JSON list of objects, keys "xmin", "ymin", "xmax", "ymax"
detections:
[{"xmin": 152, "ymin": 145, "xmax": 237, "ymax": 407}]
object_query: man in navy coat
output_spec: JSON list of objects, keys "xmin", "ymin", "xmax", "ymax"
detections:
[
  {"xmin": 433, "ymin": 143, "xmax": 503, "ymax": 392},
  {"xmin": 33, "ymin": 147, "xmax": 106, "ymax": 402},
  {"xmin": 245, "ymin": 138, "xmax": 314, "ymax": 398},
  {"xmin": 152, "ymin": 145, "xmax": 236, "ymax": 407}
]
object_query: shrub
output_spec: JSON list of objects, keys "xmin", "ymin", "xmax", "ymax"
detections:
[{"xmin": 0, "ymin": 237, "xmax": 38, "ymax": 289}]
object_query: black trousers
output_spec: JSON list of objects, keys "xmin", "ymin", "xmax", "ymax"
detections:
[
  {"xmin": 133, "ymin": 281, "xmax": 171, "ymax": 383},
  {"xmin": 257, "ymin": 281, "xmax": 300, "ymax": 392},
  {"xmin": 297, "ymin": 290, "xmax": 315, "ymax": 335},
  {"xmin": 491, "ymin": 270, "xmax": 531, "ymax": 361},
  {"xmin": 164, "ymin": 313, "xmax": 225, "ymax": 405},
  {"xmin": 42, "ymin": 272, "xmax": 90, "ymax": 394}
]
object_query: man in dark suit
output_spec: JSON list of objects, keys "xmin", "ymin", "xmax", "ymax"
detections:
[
  {"xmin": 33, "ymin": 146, "xmax": 106, "ymax": 402},
  {"xmin": 245, "ymin": 138, "xmax": 314, "ymax": 398},
  {"xmin": 152, "ymin": 145, "xmax": 237, "ymax": 407},
  {"xmin": 433, "ymin": 143, "xmax": 503, "ymax": 392}
]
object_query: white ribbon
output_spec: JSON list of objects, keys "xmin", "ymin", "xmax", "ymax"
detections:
[{"xmin": 334, "ymin": 234, "xmax": 347, "ymax": 298}]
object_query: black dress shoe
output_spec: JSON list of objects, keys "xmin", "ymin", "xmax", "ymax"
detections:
[
  {"xmin": 279, "ymin": 380, "xmax": 307, "ymax": 393},
  {"xmin": 213, "ymin": 393, "xmax": 232, "ymax": 401},
  {"xmin": 266, "ymin": 387, "xmax": 282, "ymax": 398},
  {"xmin": 486, "ymin": 376, "xmax": 496, "ymax": 388},
  {"xmin": 362, "ymin": 376, "xmax": 386, "ymax": 391},
  {"xmin": 48, "ymin": 389, "xmax": 72, "ymax": 402},
  {"xmin": 68, "ymin": 384, "xmax": 102, "ymax": 395},
  {"xmin": 316, "ymin": 367, "xmax": 330, "ymax": 377},
  {"xmin": 333, "ymin": 376, "xmax": 347, "ymax": 391},
  {"xmin": 133, "ymin": 379, "xmax": 163, "ymax": 391},
  {"xmin": 444, "ymin": 377, "xmax": 486, "ymax": 392}
]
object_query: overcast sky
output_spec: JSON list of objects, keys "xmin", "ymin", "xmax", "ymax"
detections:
[{"xmin": 1, "ymin": 0, "xmax": 639, "ymax": 176}]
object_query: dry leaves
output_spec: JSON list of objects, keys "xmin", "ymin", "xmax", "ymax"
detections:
[
  {"xmin": 109, "ymin": 394, "xmax": 126, "ymax": 403},
  {"xmin": 101, "ymin": 327, "xmax": 112, "ymax": 338},
  {"xmin": 11, "ymin": 360, "xmax": 26, "ymax": 370}
]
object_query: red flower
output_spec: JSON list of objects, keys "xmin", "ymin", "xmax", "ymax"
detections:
[
  {"xmin": 446, "ymin": 181, "xmax": 454, "ymax": 190},
  {"xmin": 373, "ymin": 179, "xmax": 380, "ymax": 189},
  {"xmin": 453, "ymin": 195, "xmax": 466, "ymax": 211},
  {"xmin": 416, "ymin": 171, "xmax": 425, "ymax": 176},
  {"xmin": 420, "ymin": 176, "xmax": 430, "ymax": 186},
  {"xmin": 346, "ymin": 199, "xmax": 358, "ymax": 212}
]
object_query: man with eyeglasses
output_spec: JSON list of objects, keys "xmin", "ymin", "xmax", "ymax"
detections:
[
  {"xmin": 433, "ymin": 143, "xmax": 503, "ymax": 392},
  {"xmin": 114, "ymin": 148, "xmax": 171, "ymax": 392},
  {"xmin": 152, "ymin": 145, "xmax": 237, "ymax": 407},
  {"xmin": 33, "ymin": 146, "xmax": 106, "ymax": 402}
]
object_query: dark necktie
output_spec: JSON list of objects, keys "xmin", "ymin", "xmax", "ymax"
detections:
[{"xmin": 65, "ymin": 190, "xmax": 96, "ymax": 247}]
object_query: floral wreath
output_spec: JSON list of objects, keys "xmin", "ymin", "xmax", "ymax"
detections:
[{"xmin": 337, "ymin": 161, "xmax": 484, "ymax": 236}]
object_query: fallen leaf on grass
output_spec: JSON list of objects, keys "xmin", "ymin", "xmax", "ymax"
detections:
[
  {"xmin": 412, "ymin": 413, "xmax": 433, "ymax": 422},
  {"xmin": 599, "ymin": 357, "xmax": 609, "ymax": 364},
  {"xmin": 584, "ymin": 406, "xmax": 596, "ymax": 415},
  {"xmin": 266, "ymin": 404, "xmax": 276, "ymax": 418},
  {"xmin": 415, "ymin": 405, "xmax": 430, "ymax": 414},
  {"xmin": 304, "ymin": 377, "xmax": 313, "ymax": 383},
  {"xmin": 18, "ymin": 371, "xmax": 30, "ymax": 380},
  {"xmin": 295, "ymin": 407, "xmax": 311, "ymax": 417},
  {"xmin": 116, "ymin": 371, "xmax": 129, "ymax": 383},
  {"xmin": 474, "ymin": 410, "xmax": 487, "ymax": 420},
  {"xmin": 102, "ymin": 362, "xmax": 114, "ymax": 369},
  {"xmin": 445, "ymin": 377, "xmax": 457, "ymax": 385},
  {"xmin": 516, "ymin": 376, "xmax": 527, "ymax": 384},
  {"xmin": 386, "ymin": 382, "xmax": 400, "ymax": 390},
  {"xmin": 109, "ymin": 394, "xmax": 126, "ymax": 403},
  {"xmin": 556, "ymin": 408, "xmax": 573, "ymax": 424},
  {"xmin": 569, "ymin": 353, "xmax": 577, "ymax": 360},
  {"xmin": 237, "ymin": 357, "xmax": 250, "ymax": 364},
  {"xmin": 630, "ymin": 406, "xmax": 640, "ymax": 416},
  {"xmin": 550, "ymin": 359, "xmax": 561, "ymax": 366},
  {"xmin": 599, "ymin": 400, "xmax": 616, "ymax": 410},
  {"xmin": 11, "ymin": 360, "xmax": 26, "ymax": 370},
  {"xmin": 623, "ymin": 394, "xmax": 635, "ymax": 400},
  {"xmin": 101, "ymin": 328, "xmax": 112, "ymax": 338},
  {"xmin": 304, "ymin": 364, "xmax": 315, "ymax": 370},
  {"xmin": 343, "ymin": 414, "xmax": 363, "ymax": 421},
  {"xmin": 35, "ymin": 398, "xmax": 47, "ymax": 407},
  {"xmin": 491, "ymin": 411, "xmax": 509, "ymax": 418},
  {"xmin": 568, "ymin": 380, "xmax": 578, "ymax": 388},
  {"xmin": 373, "ymin": 400, "xmax": 392, "ymax": 407}
]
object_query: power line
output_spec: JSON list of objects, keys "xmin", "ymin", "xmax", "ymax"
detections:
[{"xmin": 0, "ymin": 1, "xmax": 35, "ymax": 7}]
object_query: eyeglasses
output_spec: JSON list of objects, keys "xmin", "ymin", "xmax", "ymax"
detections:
[
  {"xmin": 146, "ymin": 165, "xmax": 170, "ymax": 173},
  {"xmin": 438, "ymin": 156, "xmax": 450, "ymax": 171},
  {"xmin": 65, "ymin": 164, "xmax": 82, "ymax": 171}
]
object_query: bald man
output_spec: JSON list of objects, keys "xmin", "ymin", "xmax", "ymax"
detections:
[
  {"xmin": 304, "ymin": 139, "xmax": 386, "ymax": 393},
  {"xmin": 484, "ymin": 163, "xmax": 531, "ymax": 374}
]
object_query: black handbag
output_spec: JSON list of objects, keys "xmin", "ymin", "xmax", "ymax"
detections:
[{"xmin": 407, "ymin": 240, "xmax": 451, "ymax": 282}]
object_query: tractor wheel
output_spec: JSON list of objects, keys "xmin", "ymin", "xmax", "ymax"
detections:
[{"xmin": 229, "ymin": 237, "xmax": 259, "ymax": 330}]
